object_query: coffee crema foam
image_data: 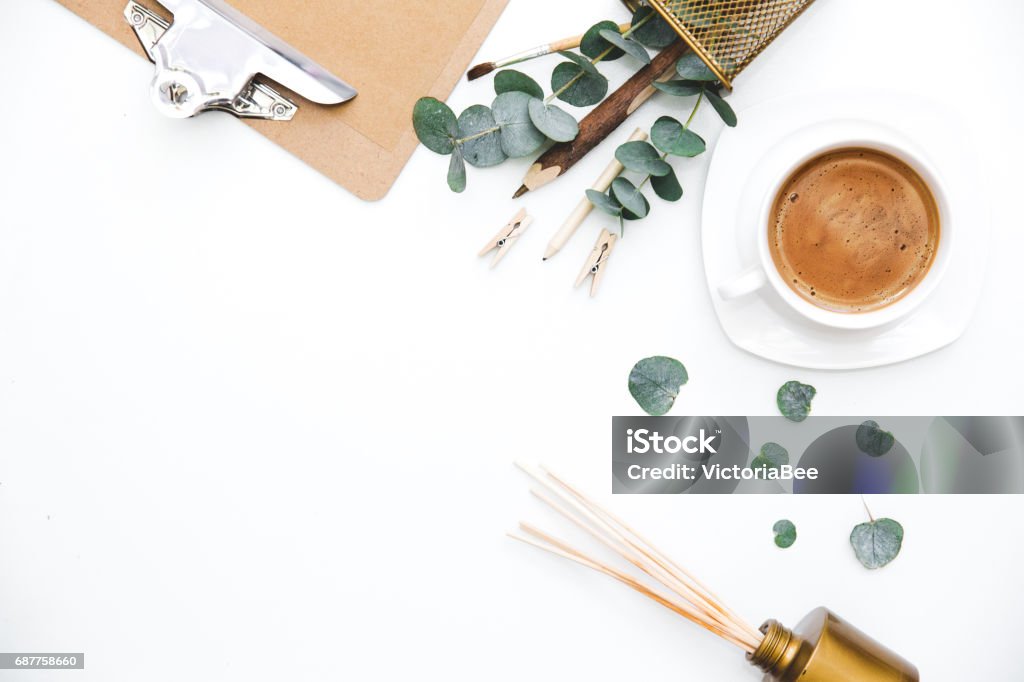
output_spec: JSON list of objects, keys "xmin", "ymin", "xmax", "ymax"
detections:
[{"xmin": 768, "ymin": 147, "xmax": 940, "ymax": 313}]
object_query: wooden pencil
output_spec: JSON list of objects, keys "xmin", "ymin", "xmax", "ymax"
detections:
[
  {"xmin": 513, "ymin": 40, "xmax": 690, "ymax": 198},
  {"xmin": 543, "ymin": 127, "xmax": 648, "ymax": 261}
]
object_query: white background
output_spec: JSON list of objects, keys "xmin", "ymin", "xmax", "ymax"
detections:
[{"xmin": 2, "ymin": 0, "xmax": 1023, "ymax": 680}]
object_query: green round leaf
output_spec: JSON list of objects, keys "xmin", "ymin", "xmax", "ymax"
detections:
[
  {"xmin": 777, "ymin": 381, "xmax": 816, "ymax": 422},
  {"xmin": 650, "ymin": 116, "xmax": 706, "ymax": 157},
  {"xmin": 581, "ymin": 20, "xmax": 625, "ymax": 61},
  {"xmin": 630, "ymin": 6, "xmax": 677, "ymax": 49},
  {"xmin": 676, "ymin": 52, "xmax": 718, "ymax": 81},
  {"xmin": 773, "ymin": 519, "xmax": 797, "ymax": 548},
  {"xmin": 412, "ymin": 97, "xmax": 458, "ymax": 155},
  {"xmin": 586, "ymin": 188, "xmax": 622, "ymax": 216},
  {"xmin": 611, "ymin": 177, "xmax": 650, "ymax": 219},
  {"xmin": 752, "ymin": 442, "xmax": 789, "ymax": 471},
  {"xmin": 494, "ymin": 69, "xmax": 544, "ymax": 99},
  {"xmin": 598, "ymin": 29, "xmax": 650, "ymax": 64},
  {"xmin": 527, "ymin": 99, "xmax": 579, "ymax": 142},
  {"xmin": 557, "ymin": 50, "xmax": 601, "ymax": 77},
  {"xmin": 856, "ymin": 420, "xmax": 895, "ymax": 457},
  {"xmin": 491, "ymin": 91, "xmax": 546, "ymax": 158},
  {"xmin": 628, "ymin": 356, "xmax": 688, "ymax": 416},
  {"xmin": 551, "ymin": 62, "xmax": 609, "ymax": 107},
  {"xmin": 447, "ymin": 149, "xmax": 466, "ymax": 193},
  {"xmin": 457, "ymin": 105, "xmax": 505, "ymax": 168},
  {"xmin": 650, "ymin": 168, "xmax": 682, "ymax": 202},
  {"xmin": 615, "ymin": 141, "xmax": 670, "ymax": 176},
  {"xmin": 850, "ymin": 518, "xmax": 904, "ymax": 569},
  {"xmin": 705, "ymin": 88, "xmax": 737, "ymax": 127},
  {"xmin": 653, "ymin": 80, "xmax": 704, "ymax": 97},
  {"xmin": 622, "ymin": 207, "xmax": 645, "ymax": 222}
]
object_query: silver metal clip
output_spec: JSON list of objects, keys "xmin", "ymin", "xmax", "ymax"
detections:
[{"xmin": 124, "ymin": 0, "xmax": 357, "ymax": 121}]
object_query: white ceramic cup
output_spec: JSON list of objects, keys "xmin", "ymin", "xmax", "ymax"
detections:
[{"xmin": 717, "ymin": 124, "xmax": 953, "ymax": 330}]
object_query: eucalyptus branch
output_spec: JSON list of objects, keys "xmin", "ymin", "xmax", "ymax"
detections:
[
  {"xmin": 545, "ymin": 10, "xmax": 657, "ymax": 104},
  {"xmin": 411, "ymin": 7, "xmax": 694, "ymax": 193}
]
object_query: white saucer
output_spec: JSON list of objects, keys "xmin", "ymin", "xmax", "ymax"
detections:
[{"xmin": 701, "ymin": 91, "xmax": 989, "ymax": 369}]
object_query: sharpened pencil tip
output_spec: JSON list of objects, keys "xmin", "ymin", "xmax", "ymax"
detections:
[
  {"xmin": 513, "ymin": 184, "xmax": 529, "ymax": 199},
  {"xmin": 467, "ymin": 62, "xmax": 495, "ymax": 80}
]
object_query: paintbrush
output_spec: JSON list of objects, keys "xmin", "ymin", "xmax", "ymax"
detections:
[{"xmin": 467, "ymin": 23, "xmax": 631, "ymax": 80}]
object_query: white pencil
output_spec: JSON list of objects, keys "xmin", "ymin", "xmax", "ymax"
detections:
[{"xmin": 542, "ymin": 127, "xmax": 648, "ymax": 261}]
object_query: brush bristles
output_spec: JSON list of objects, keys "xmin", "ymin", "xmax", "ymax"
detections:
[
  {"xmin": 467, "ymin": 62, "xmax": 496, "ymax": 81},
  {"xmin": 511, "ymin": 464, "xmax": 764, "ymax": 654}
]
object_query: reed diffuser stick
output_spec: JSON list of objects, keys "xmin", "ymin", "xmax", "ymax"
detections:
[{"xmin": 511, "ymin": 464, "xmax": 762, "ymax": 653}]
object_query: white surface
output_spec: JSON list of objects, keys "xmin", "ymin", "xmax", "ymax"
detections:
[
  {"xmin": 1, "ymin": 0, "xmax": 1023, "ymax": 680},
  {"xmin": 703, "ymin": 99, "xmax": 986, "ymax": 366}
]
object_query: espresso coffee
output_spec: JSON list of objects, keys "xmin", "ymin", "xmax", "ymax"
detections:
[{"xmin": 768, "ymin": 147, "xmax": 940, "ymax": 313}]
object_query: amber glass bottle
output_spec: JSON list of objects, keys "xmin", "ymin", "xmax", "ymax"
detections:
[{"xmin": 747, "ymin": 607, "xmax": 919, "ymax": 682}]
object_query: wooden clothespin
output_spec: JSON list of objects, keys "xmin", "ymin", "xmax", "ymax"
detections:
[
  {"xmin": 575, "ymin": 228, "xmax": 618, "ymax": 297},
  {"xmin": 478, "ymin": 208, "xmax": 533, "ymax": 268}
]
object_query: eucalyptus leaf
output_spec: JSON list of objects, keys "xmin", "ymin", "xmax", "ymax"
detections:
[
  {"xmin": 653, "ymin": 80, "xmax": 705, "ymax": 97},
  {"xmin": 850, "ymin": 517, "xmax": 904, "ymax": 569},
  {"xmin": 705, "ymin": 88, "xmax": 737, "ymax": 127},
  {"xmin": 752, "ymin": 442, "xmax": 789, "ymax": 470},
  {"xmin": 621, "ymin": 207, "xmax": 643, "ymax": 221},
  {"xmin": 777, "ymin": 381, "xmax": 816, "ymax": 422},
  {"xmin": 615, "ymin": 141, "xmax": 671, "ymax": 176},
  {"xmin": 527, "ymin": 98, "xmax": 579, "ymax": 142},
  {"xmin": 628, "ymin": 356, "xmax": 688, "ymax": 416},
  {"xmin": 856, "ymin": 420, "xmax": 895, "ymax": 457},
  {"xmin": 457, "ymin": 105, "xmax": 505, "ymax": 168},
  {"xmin": 630, "ymin": 6, "xmax": 678, "ymax": 49},
  {"xmin": 557, "ymin": 50, "xmax": 602, "ymax": 77},
  {"xmin": 491, "ymin": 91, "xmax": 546, "ymax": 158},
  {"xmin": 650, "ymin": 116, "xmax": 706, "ymax": 157},
  {"xmin": 650, "ymin": 168, "xmax": 682, "ymax": 202},
  {"xmin": 551, "ymin": 61, "xmax": 609, "ymax": 107},
  {"xmin": 580, "ymin": 20, "xmax": 625, "ymax": 61},
  {"xmin": 676, "ymin": 52, "xmax": 718, "ymax": 81},
  {"xmin": 611, "ymin": 177, "xmax": 650, "ymax": 219},
  {"xmin": 494, "ymin": 69, "xmax": 544, "ymax": 99},
  {"xmin": 447, "ymin": 149, "xmax": 466, "ymax": 193},
  {"xmin": 586, "ymin": 189, "xmax": 622, "ymax": 217},
  {"xmin": 598, "ymin": 29, "xmax": 650, "ymax": 64},
  {"xmin": 773, "ymin": 519, "xmax": 797, "ymax": 548},
  {"xmin": 412, "ymin": 97, "xmax": 458, "ymax": 155}
]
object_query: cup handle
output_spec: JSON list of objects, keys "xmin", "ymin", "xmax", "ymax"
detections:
[{"xmin": 718, "ymin": 266, "xmax": 768, "ymax": 300}]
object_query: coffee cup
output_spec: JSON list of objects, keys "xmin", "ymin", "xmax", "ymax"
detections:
[{"xmin": 718, "ymin": 124, "xmax": 953, "ymax": 331}]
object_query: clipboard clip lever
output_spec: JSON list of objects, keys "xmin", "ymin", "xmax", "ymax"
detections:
[{"xmin": 124, "ymin": 0, "xmax": 358, "ymax": 121}]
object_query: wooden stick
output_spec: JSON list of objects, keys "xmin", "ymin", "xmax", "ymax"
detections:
[
  {"xmin": 543, "ymin": 127, "xmax": 648, "ymax": 261},
  {"xmin": 511, "ymin": 526, "xmax": 757, "ymax": 652},
  {"xmin": 514, "ymin": 40, "xmax": 690, "ymax": 198},
  {"xmin": 528, "ymin": 487, "xmax": 751, "ymax": 645},
  {"xmin": 541, "ymin": 467, "xmax": 762, "ymax": 642},
  {"xmin": 524, "ymin": 465, "xmax": 759, "ymax": 646},
  {"xmin": 511, "ymin": 463, "xmax": 765, "ymax": 653}
]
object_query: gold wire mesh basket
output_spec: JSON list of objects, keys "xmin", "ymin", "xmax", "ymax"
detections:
[{"xmin": 647, "ymin": 0, "xmax": 816, "ymax": 88}]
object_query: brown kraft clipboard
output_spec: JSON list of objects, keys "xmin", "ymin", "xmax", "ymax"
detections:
[{"xmin": 52, "ymin": 0, "xmax": 511, "ymax": 201}]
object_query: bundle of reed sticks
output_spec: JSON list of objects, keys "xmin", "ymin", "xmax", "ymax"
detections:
[{"xmin": 510, "ymin": 464, "xmax": 763, "ymax": 654}]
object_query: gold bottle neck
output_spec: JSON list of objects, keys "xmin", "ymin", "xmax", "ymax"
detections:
[{"xmin": 747, "ymin": 620, "xmax": 801, "ymax": 677}]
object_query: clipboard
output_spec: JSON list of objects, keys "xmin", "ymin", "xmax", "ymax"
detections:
[{"xmin": 53, "ymin": 0, "xmax": 510, "ymax": 200}]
